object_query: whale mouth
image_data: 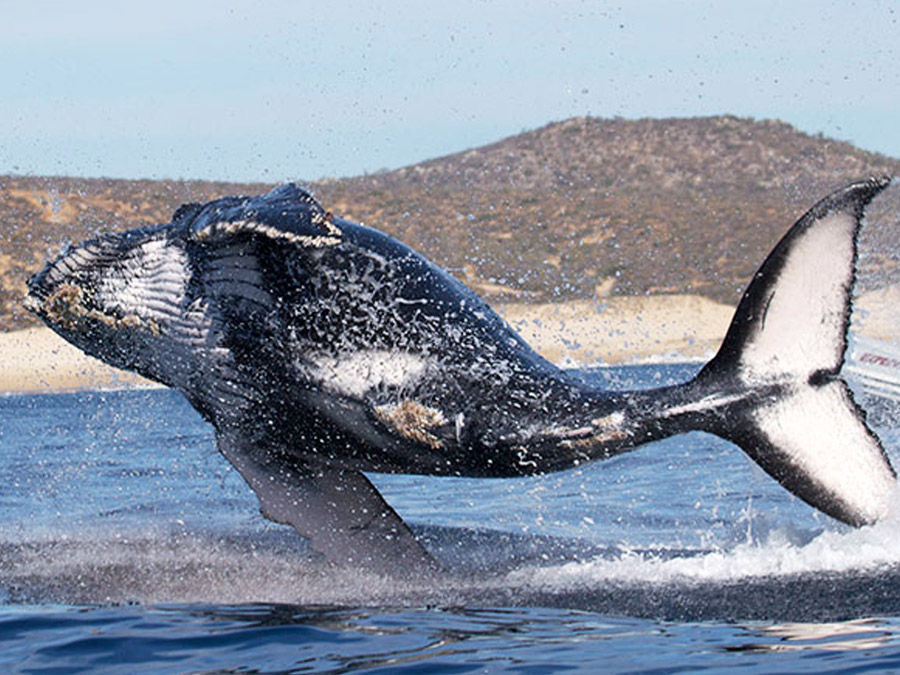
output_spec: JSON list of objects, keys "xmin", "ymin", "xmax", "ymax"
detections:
[{"xmin": 26, "ymin": 226, "xmax": 173, "ymax": 341}]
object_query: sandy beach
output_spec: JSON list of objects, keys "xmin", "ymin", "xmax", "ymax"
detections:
[
  {"xmin": 0, "ymin": 326, "xmax": 152, "ymax": 394},
  {"xmin": 1, "ymin": 288, "xmax": 895, "ymax": 395},
  {"xmin": 499, "ymin": 294, "xmax": 734, "ymax": 366}
]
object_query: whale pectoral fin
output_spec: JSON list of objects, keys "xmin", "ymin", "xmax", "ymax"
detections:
[
  {"xmin": 187, "ymin": 183, "xmax": 342, "ymax": 247},
  {"xmin": 215, "ymin": 432, "xmax": 438, "ymax": 577}
]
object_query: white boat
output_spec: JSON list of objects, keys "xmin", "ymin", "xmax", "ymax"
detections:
[{"xmin": 846, "ymin": 336, "xmax": 900, "ymax": 404}]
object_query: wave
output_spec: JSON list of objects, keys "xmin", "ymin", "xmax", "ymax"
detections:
[
  {"xmin": 513, "ymin": 498, "xmax": 900, "ymax": 587},
  {"xmin": 5, "ymin": 509, "xmax": 900, "ymax": 622}
]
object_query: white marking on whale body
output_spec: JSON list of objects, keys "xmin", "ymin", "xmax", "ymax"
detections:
[
  {"xmin": 454, "ymin": 412, "xmax": 465, "ymax": 444},
  {"xmin": 195, "ymin": 218, "xmax": 342, "ymax": 248},
  {"xmin": 660, "ymin": 392, "xmax": 746, "ymax": 419},
  {"xmin": 304, "ymin": 350, "xmax": 430, "ymax": 399}
]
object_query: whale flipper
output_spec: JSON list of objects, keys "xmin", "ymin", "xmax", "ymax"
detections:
[
  {"xmin": 698, "ymin": 177, "xmax": 896, "ymax": 525},
  {"xmin": 216, "ymin": 432, "xmax": 438, "ymax": 575}
]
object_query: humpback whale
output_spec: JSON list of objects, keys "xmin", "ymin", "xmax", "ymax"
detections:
[{"xmin": 25, "ymin": 177, "xmax": 897, "ymax": 575}]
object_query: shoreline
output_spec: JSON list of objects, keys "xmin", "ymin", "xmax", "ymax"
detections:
[
  {"xmin": 1, "ymin": 288, "xmax": 895, "ymax": 395},
  {"xmin": 498, "ymin": 294, "xmax": 732, "ymax": 366},
  {"xmin": 0, "ymin": 327, "xmax": 155, "ymax": 395}
]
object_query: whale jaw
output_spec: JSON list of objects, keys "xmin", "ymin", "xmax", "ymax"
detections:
[{"xmin": 26, "ymin": 225, "xmax": 194, "ymax": 385}]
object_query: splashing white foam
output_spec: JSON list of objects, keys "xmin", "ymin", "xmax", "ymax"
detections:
[{"xmin": 509, "ymin": 485, "xmax": 900, "ymax": 588}]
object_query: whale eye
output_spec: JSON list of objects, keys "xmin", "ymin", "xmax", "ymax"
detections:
[{"xmin": 172, "ymin": 202, "xmax": 203, "ymax": 225}]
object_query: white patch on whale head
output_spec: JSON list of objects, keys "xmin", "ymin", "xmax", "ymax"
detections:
[{"xmin": 303, "ymin": 350, "xmax": 430, "ymax": 399}]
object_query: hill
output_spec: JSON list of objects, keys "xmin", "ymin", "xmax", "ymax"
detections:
[{"xmin": 1, "ymin": 115, "xmax": 898, "ymax": 332}]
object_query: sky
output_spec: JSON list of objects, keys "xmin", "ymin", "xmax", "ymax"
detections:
[{"xmin": 1, "ymin": 0, "xmax": 898, "ymax": 183}]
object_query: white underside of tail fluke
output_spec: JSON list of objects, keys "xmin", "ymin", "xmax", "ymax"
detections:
[
  {"xmin": 753, "ymin": 381, "xmax": 896, "ymax": 524},
  {"xmin": 738, "ymin": 211, "xmax": 855, "ymax": 383}
]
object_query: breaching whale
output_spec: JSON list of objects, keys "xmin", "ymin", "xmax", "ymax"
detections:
[{"xmin": 25, "ymin": 177, "xmax": 897, "ymax": 575}]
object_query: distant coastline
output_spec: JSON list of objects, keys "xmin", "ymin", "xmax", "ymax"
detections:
[{"xmin": 3, "ymin": 116, "xmax": 899, "ymax": 335}]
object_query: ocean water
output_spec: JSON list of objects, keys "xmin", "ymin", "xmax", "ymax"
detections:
[{"xmin": 3, "ymin": 363, "xmax": 900, "ymax": 673}]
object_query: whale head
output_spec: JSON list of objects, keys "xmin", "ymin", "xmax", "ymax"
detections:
[
  {"xmin": 25, "ymin": 185, "xmax": 344, "ymax": 407},
  {"xmin": 24, "ymin": 182, "xmax": 465, "ymax": 434},
  {"xmin": 26, "ymin": 220, "xmax": 200, "ymax": 386}
]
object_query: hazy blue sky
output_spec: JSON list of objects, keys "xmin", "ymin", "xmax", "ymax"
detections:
[{"xmin": 2, "ymin": 0, "xmax": 898, "ymax": 182}]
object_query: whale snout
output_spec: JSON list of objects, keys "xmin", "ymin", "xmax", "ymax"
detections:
[
  {"xmin": 27, "ymin": 238, "xmax": 112, "ymax": 328},
  {"xmin": 28, "ymin": 234, "xmax": 124, "ymax": 319},
  {"xmin": 25, "ymin": 224, "xmax": 181, "ymax": 350}
]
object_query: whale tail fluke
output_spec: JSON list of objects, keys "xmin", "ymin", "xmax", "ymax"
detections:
[{"xmin": 695, "ymin": 177, "xmax": 896, "ymax": 526}]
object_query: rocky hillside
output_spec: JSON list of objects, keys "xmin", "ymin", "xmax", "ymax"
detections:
[{"xmin": 1, "ymin": 115, "xmax": 898, "ymax": 331}]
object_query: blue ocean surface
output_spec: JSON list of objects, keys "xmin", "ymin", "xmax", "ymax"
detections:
[{"xmin": 3, "ymin": 363, "xmax": 900, "ymax": 673}]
